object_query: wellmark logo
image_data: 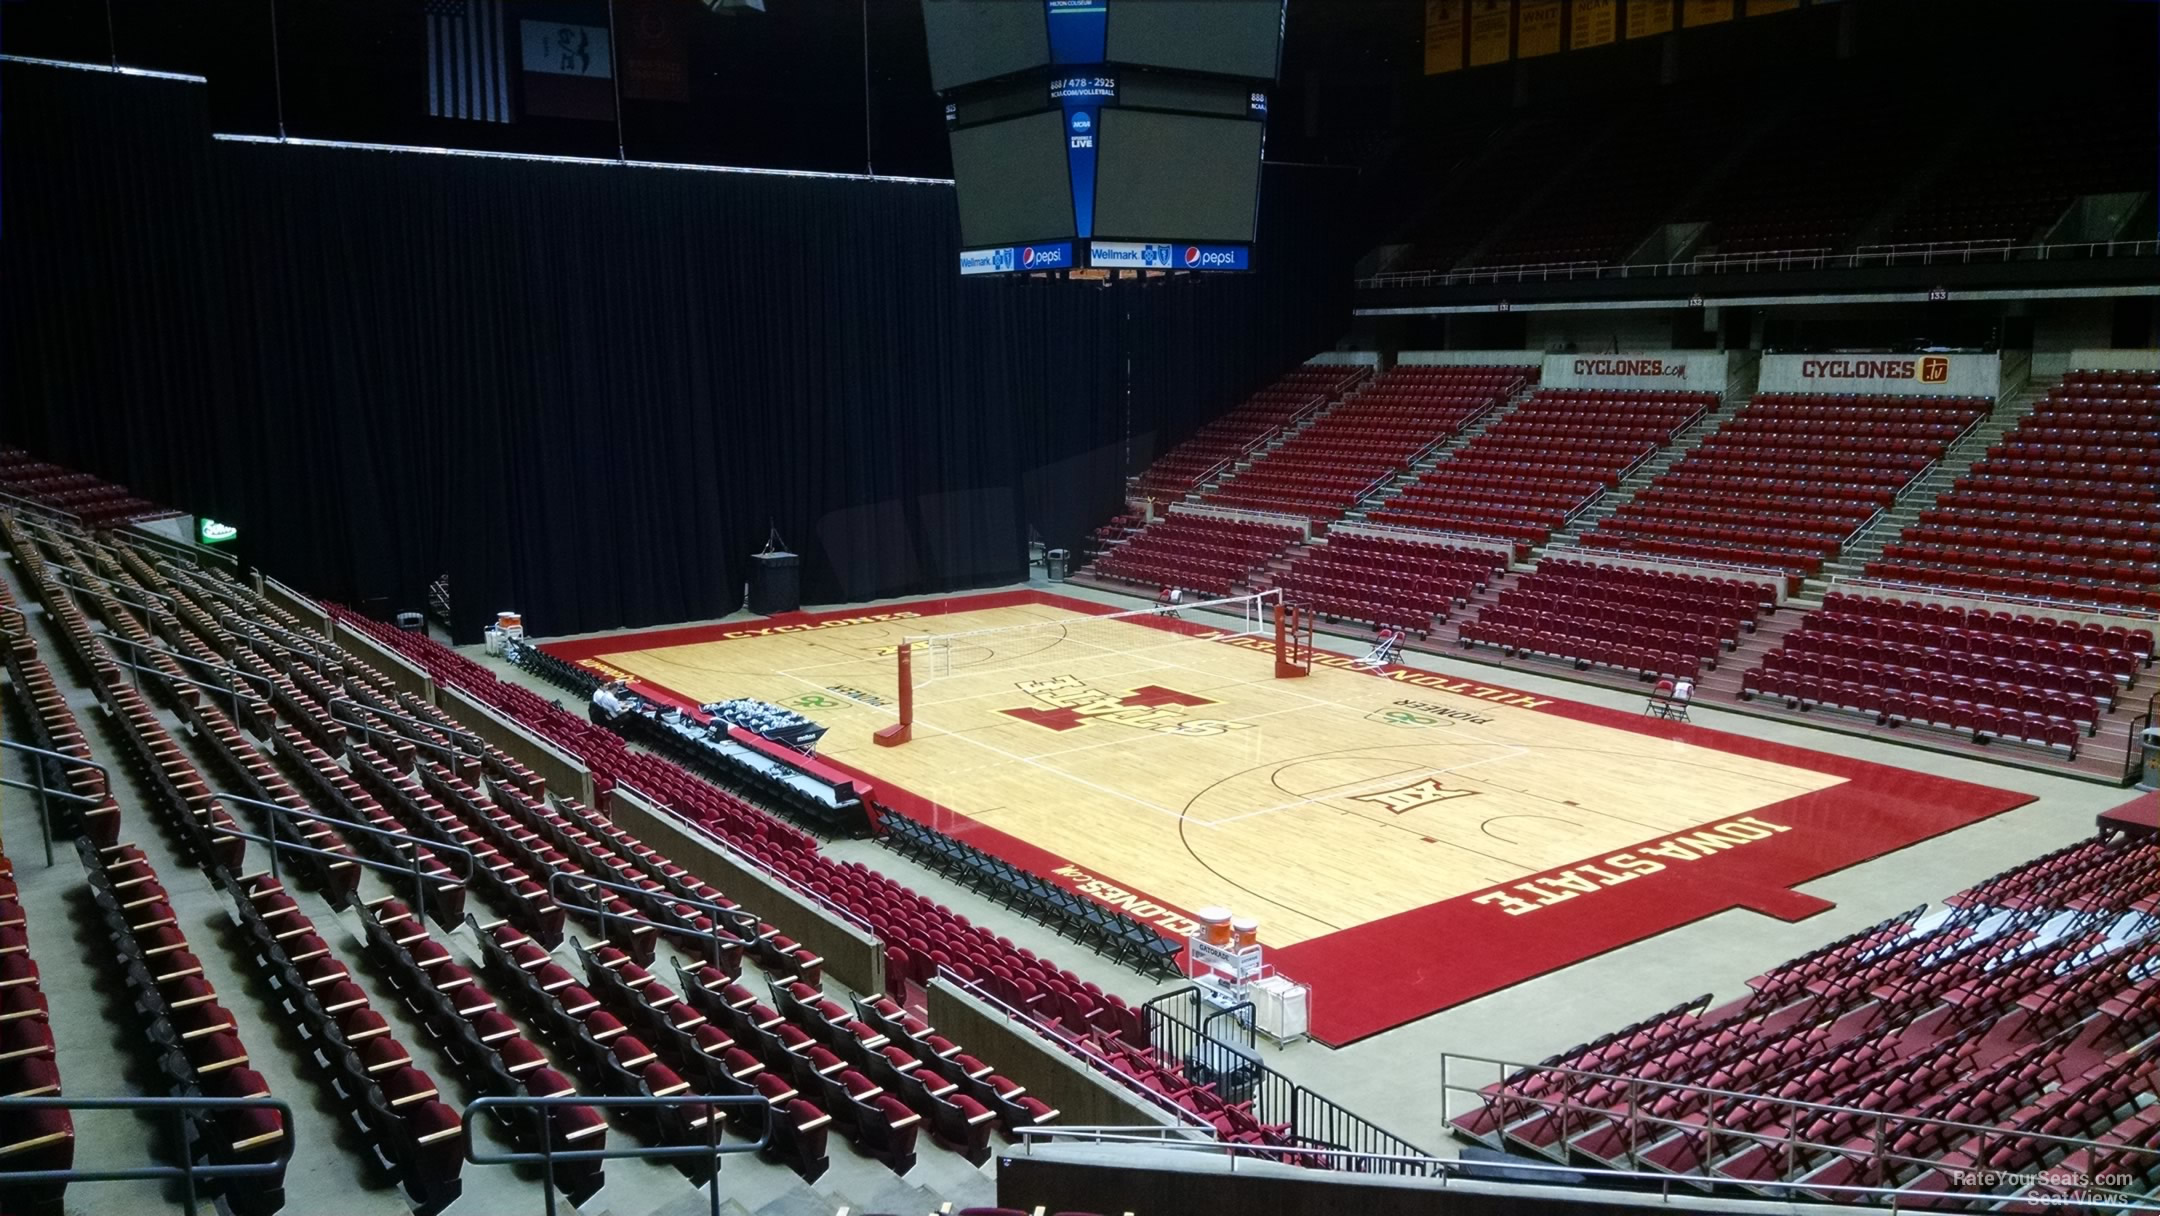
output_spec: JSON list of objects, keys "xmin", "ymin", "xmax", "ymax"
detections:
[
  {"xmin": 1366, "ymin": 698, "xmax": 1497, "ymax": 728},
  {"xmin": 1351, "ymin": 777, "xmax": 1478, "ymax": 815},
  {"xmin": 999, "ymin": 676, "xmax": 1251, "ymax": 737}
]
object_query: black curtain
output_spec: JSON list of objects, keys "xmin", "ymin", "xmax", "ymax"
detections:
[{"xmin": 3, "ymin": 62, "xmax": 1348, "ymax": 640}]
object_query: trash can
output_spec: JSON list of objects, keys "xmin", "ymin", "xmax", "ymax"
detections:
[
  {"xmin": 2140, "ymin": 726, "xmax": 2160, "ymax": 792},
  {"xmin": 1046, "ymin": 548, "xmax": 1069, "ymax": 581}
]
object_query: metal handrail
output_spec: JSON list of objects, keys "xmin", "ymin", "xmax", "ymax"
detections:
[
  {"xmin": 1833, "ymin": 574, "xmax": 2160, "ymax": 624},
  {"xmin": 1359, "ymin": 237, "xmax": 2160, "ymax": 289},
  {"xmin": 1534, "ymin": 544, "xmax": 1790, "ymax": 594},
  {"xmin": 97, "ymin": 633, "xmax": 273, "ymax": 716},
  {"xmin": 0, "ymin": 490, "xmax": 85, "ymax": 526},
  {"xmin": 611, "ymin": 779, "xmax": 879, "ymax": 937},
  {"xmin": 1437, "ymin": 1049, "xmax": 2160, "ymax": 1182},
  {"xmin": 543, "ymin": 869, "xmax": 753, "ymax": 967},
  {"xmin": 327, "ymin": 696, "xmax": 482, "ymax": 754},
  {"xmin": 0, "ymin": 737, "xmax": 111, "ymax": 866},
  {"xmin": 932, "ymin": 967, "xmax": 1214, "ymax": 1132},
  {"xmin": 210, "ymin": 791, "xmax": 475, "ymax": 915},
  {"xmin": 0, "ymin": 1094, "xmax": 295, "ymax": 1216},
  {"xmin": 461, "ymin": 1094, "xmax": 769, "ymax": 1216},
  {"xmin": 1013, "ymin": 1125, "xmax": 2160, "ymax": 1213}
]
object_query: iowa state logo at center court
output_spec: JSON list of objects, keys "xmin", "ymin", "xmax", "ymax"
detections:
[{"xmin": 999, "ymin": 676, "xmax": 1252, "ymax": 737}]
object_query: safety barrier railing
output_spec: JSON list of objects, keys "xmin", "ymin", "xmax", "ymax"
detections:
[
  {"xmin": 934, "ymin": 967, "xmax": 1212, "ymax": 1131},
  {"xmin": 0, "ymin": 1094, "xmax": 295, "ymax": 1216},
  {"xmin": 99, "ymin": 633, "xmax": 274, "ymax": 722},
  {"xmin": 2126, "ymin": 689, "xmax": 2157, "ymax": 784},
  {"xmin": 1181, "ymin": 390, "xmax": 1338, "ymax": 494},
  {"xmin": 1832, "ymin": 574, "xmax": 2160, "ymax": 624},
  {"xmin": 1358, "ymin": 237, "xmax": 2160, "ymax": 289},
  {"xmin": 1013, "ymin": 1125, "xmax": 2160, "ymax": 1212},
  {"xmin": 1139, "ymin": 986, "xmax": 1434, "ymax": 1176},
  {"xmin": 614, "ymin": 779, "xmax": 880, "ymax": 938},
  {"xmin": 0, "ymin": 738, "xmax": 111, "ymax": 866},
  {"xmin": 1322, "ymin": 518, "xmax": 1519, "ymax": 566},
  {"xmin": 462, "ymin": 1093, "xmax": 769, "ymax": 1216},
  {"xmin": 1437, "ymin": 1050, "xmax": 2160, "ymax": 1209},
  {"xmin": 121, "ymin": 520, "xmax": 237, "ymax": 574},
  {"xmin": 210, "ymin": 791, "xmax": 476, "ymax": 915},
  {"xmin": 0, "ymin": 491, "xmax": 85, "ymax": 527},
  {"xmin": 543, "ymin": 868, "xmax": 753, "ymax": 968},
  {"xmin": 328, "ymin": 695, "xmax": 483, "ymax": 759},
  {"xmin": 1532, "ymin": 544, "xmax": 1789, "ymax": 599}
]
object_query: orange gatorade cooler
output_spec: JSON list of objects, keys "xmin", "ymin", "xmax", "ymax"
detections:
[{"xmin": 1196, "ymin": 907, "xmax": 1232, "ymax": 946}]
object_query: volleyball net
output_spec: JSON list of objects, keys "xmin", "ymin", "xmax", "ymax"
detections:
[{"xmin": 872, "ymin": 588, "xmax": 1312, "ymax": 746}]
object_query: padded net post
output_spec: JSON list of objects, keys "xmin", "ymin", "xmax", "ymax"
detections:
[
  {"xmin": 873, "ymin": 640, "xmax": 913, "ymax": 746},
  {"xmin": 1274, "ymin": 600, "xmax": 1312, "ymax": 678}
]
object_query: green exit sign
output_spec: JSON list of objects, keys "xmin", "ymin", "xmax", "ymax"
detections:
[{"xmin": 198, "ymin": 518, "xmax": 238, "ymax": 546}]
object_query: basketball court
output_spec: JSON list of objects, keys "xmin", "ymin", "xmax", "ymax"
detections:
[{"xmin": 545, "ymin": 590, "xmax": 2036, "ymax": 1044}]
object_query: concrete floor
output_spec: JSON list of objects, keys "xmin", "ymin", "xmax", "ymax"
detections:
[{"xmin": 470, "ymin": 571, "xmax": 2135, "ymax": 1156}]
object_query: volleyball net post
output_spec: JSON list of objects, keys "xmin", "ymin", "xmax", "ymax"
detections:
[
  {"xmin": 871, "ymin": 588, "xmax": 1301, "ymax": 748},
  {"xmin": 872, "ymin": 642, "xmax": 914, "ymax": 747}
]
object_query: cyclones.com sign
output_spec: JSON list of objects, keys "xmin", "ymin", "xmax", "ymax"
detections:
[
  {"xmin": 1540, "ymin": 351, "xmax": 1728, "ymax": 391},
  {"xmin": 1572, "ymin": 357, "xmax": 1686, "ymax": 379}
]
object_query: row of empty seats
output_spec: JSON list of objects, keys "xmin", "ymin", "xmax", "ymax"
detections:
[
  {"xmin": 1371, "ymin": 389, "xmax": 1712, "ymax": 556},
  {"xmin": 0, "ymin": 518, "xmax": 291, "ymax": 1213},
  {"xmin": 1869, "ymin": 371, "xmax": 2160, "ymax": 611},
  {"xmin": 1131, "ymin": 365, "xmax": 1367, "ymax": 500},
  {"xmin": 1587, "ymin": 393, "xmax": 1989, "ymax": 578},
  {"xmin": 1455, "ymin": 558, "xmax": 1775, "ymax": 682},
  {"xmin": 1269, "ymin": 530, "xmax": 1503, "ymax": 636},
  {"xmin": 0, "ymin": 447, "xmax": 174, "ymax": 526},
  {"xmin": 1199, "ymin": 365, "xmax": 1531, "ymax": 519},
  {"xmin": 1733, "ymin": 589, "xmax": 2156, "ymax": 756},
  {"xmin": 1088, "ymin": 514, "xmax": 1302, "ymax": 599},
  {"xmin": 1452, "ymin": 832, "xmax": 2160, "ymax": 1207}
]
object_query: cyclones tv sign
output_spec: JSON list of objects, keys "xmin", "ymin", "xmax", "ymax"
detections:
[
  {"xmin": 1798, "ymin": 355, "xmax": 1950, "ymax": 384},
  {"xmin": 1760, "ymin": 352, "xmax": 2000, "ymax": 397}
]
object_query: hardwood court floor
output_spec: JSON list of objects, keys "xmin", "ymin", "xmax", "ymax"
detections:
[{"xmin": 549, "ymin": 591, "xmax": 2033, "ymax": 1043}]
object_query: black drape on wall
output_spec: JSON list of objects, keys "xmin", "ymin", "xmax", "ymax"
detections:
[{"xmin": 2, "ymin": 63, "xmax": 1348, "ymax": 640}]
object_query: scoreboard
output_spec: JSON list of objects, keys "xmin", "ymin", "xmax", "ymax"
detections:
[{"xmin": 922, "ymin": 0, "xmax": 1285, "ymax": 276}]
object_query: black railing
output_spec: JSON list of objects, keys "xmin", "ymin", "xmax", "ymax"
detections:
[
  {"xmin": 461, "ymin": 1094, "xmax": 768, "ymax": 1216},
  {"xmin": 1139, "ymin": 987, "xmax": 1435, "ymax": 1177},
  {"xmin": 2128, "ymin": 689, "xmax": 2158, "ymax": 784},
  {"xmin": 210, "ymin": 790, "xmax": 476, "ymax": 916},
  {"xmin": 0, "ymin": 737, "xmax": 111, "ymax": 865},
  {"xmin": 0, "ymin": 1094, "xmax": 295, "ymax": 1216}
]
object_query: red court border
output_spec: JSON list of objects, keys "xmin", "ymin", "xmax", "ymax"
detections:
[{"xmin": 544, "ymin": 591, "xmax": 2038, "ymax": 1045}]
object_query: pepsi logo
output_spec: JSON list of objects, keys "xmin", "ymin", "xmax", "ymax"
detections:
[
  {"xmin": 1183, "ymin": 246, "xmax": 1201, "ymax": 267},
  {"xmin": 1022, "ymin": 247, "xmax": 1037, "ymax": 267}
]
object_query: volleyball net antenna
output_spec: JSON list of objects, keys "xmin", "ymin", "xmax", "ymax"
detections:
[{"xmin": 872, "ymin": 588, "xmax": 1312, "ymax": 747}]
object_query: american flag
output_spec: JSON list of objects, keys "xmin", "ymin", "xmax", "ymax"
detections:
[{"xmin": 426, "ymin": 0, "xmax": 512, "ymax": 123}]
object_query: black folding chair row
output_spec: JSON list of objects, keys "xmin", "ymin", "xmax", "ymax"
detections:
[
  {"xmin": 508, "ymin": 642, "xmax": 604, "ymax": 696},
  {"xmin": 878, "ymin": 815, "xmax": 1180, "ymax": 979},
  {"xmin": 613, "ymin": 710, "xmax": 871, "ymax": 837}
]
